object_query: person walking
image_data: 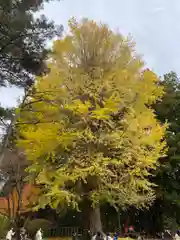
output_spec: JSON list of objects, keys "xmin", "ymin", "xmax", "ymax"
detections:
[
  {"xmin": 113, "ymin": 233, "xmax": 118, "ymax": 240},
  {"xmin": 6, "ymin": 229, "xmax": 15, "ymax": 240},
  {"xmin": 92, "ymin": 231, "xmax": 105, "ymax": 240},
  {"xmin": 174, "ymin": 231, "xmax": 180, "ymax": 240},
  {"xmin": 106, "ymin": 233, "xmax": 112, "ymax": 240}
]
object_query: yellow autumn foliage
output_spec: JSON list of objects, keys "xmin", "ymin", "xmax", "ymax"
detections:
[{"xmin": 17, "ymin": 18, "xmax": 166, "ymax": 211}]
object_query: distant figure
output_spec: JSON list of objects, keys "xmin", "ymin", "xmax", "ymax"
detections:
[
  {"xmin": 20, "ymin": 227, "xmax": 27, "ymax": 240},
  {"xmin": 129, "ymin": 225, "xmax": 135, "ymax": 232},
  {"xmin": 92, "ymin": 231, "xmax": 105, "ymax": 240},
  {"xmin": 164, "ymin": 230, "xmax": 172, "ymax": 240},
  {"xmin": 106, "ymin": 233, "xmax": 112, "ymax": 240},
  {"xmin": 6, "ymin": 228, "xmax": 15, "ymax": 240},
  {"xmin": 72, "ymin": 232, "xmax": 79, "ymax": 240},
  {"xmin": 113, "ymin": 233, "xmax": 118, "ymax": 240},
  {"xmin": 87, "ymin": 230, "xmax": 92, "ymax": 240},
  {"xmin": 35, "ymin": 228, "xmax": 43, "ymax": 240},
  {"xmin": 137, "ymin": 235, "xmax": 142, "ymax": 240},
  {"xmin": 174, "ymin": 231, "xmax": 180, "ymax": 240}
]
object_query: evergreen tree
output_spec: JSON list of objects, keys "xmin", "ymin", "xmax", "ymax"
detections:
[
  {"xmin": 0, "ymin": 0, "xmax": 62, "ymax": 88},
  {"xmin": 17, "ymin": 19, "xmax": 166, "ymax": 233},
  {"xmin": 154, "ymin": 71, "xmax": 180, "ymax": 230},
  {"xmin": 0, "ymin": 0, "xmax": 62, "ymax": 173}
]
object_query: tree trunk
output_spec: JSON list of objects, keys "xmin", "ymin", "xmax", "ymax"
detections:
[
  {"xmin": 89, "ymin": 207, "xmax": 102, "ymax": 234},
  {"xmin": 15, "ymin": 226, "xmax": 21, "ymax": 240},
  {"xmin": 15, "ymin": 178, "xmax": 23, "ymax": 240},
  {"xmin": 82, "ymin": 200, "xmax": 102, "ymax": 233},
  {"xmin": 82, "ymin": 204, "xmax": 103, "ymax": 240},
  {"xmin": 0, "ymin": 92, "xmax": 28, "ymax": 165},
  {"xmin": 6, "ymin": 196, "xmax": 11, "ymax": 219}
]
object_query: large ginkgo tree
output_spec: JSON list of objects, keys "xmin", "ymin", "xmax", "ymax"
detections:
[{"xmin": 17, "ymin": 19, "xmax": 166, "ymax": 233}]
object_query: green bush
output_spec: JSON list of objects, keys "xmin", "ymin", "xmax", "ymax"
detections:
[
  {"xmin": 0, "ymin": 214, "xmax": 10, "ymax": 238},
  {"xmin": 26, "ymin": 218, "xmax": 53, "ymax": 236}
]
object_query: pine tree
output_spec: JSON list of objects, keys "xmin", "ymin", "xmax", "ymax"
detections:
[
  {"xmin": 0, "ymin": 0, "xmax": 62, "ymax": 88},
  {"xmin": 17, "ymin": 19, "xmax": 166, "ymax": 233}
]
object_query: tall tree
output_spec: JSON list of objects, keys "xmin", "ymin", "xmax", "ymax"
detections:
[
  {"xmin": 0, "ymin": 147, "xmax": 40, "ymax": 240},
  {"xmin": 17, "ymin": 19, "xmax": 166, "ymax": 234},
  {"xmin": 154, "ymin": 71, "xmax": 180, "ymax": 230},
  {"xmin": 0, "ymin": 0, "xmax": 62, "ymax": 88},
  {"xmin": 0, "ymin": 0, "xmax": 63, "ymax": 176}
]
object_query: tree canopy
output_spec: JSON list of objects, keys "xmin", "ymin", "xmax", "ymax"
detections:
[
  {"xmin": 154, "ymin": 71, "xmax": 180, "ymax": 229},
  {"xmin": 0, "ymin": 0, "xmax": 62, "ymax": 88},
  {"xmin": 17, "ymin": 19, "xmax": 166, "ymax": 232},
  {"xmin": 0, "ymin": 1, "xmax": 62, "ymax": 237}
]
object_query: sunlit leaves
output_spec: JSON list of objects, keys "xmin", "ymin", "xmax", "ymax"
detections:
[{"xmin": 17, "ymin": 19, "xmax": 166, "ymax": 211}]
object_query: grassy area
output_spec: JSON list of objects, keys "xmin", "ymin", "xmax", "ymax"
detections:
[
  {"xmin": 47, "ymin": 237, "xmax": 73, "ymax": 240},
  {"xmin": 47, "ymin": 237, "xmax": 133, "ymax": 240},
  {"xmin": 47, "ymin": 238, "xmax": 71, "ymax": 240}
]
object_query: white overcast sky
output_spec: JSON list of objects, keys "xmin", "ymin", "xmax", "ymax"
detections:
[{"xmin": 1, "ymin": 0, "xmax": 180, "ymax": 108}]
